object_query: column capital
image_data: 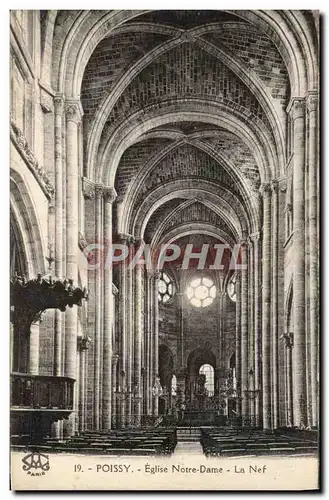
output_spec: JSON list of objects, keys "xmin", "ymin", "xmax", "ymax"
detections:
[
  {"xmin": 95, "ymin": 184, "xmax": 104, "ymax": 199},
  {"xmin": 40, "ymin": 91, "xmax": 54, "ymax": 114},
  {"xmin": 271, "ymin": 179, "xmax": 279, "ymax": 193},
  {"xmin": 286, "ymin": 97, "xmax": 306, "ymax": 119},
  {"xmin": 135, "ymin": 238, "xmax": 145, "ymax": 248},
  {"xmin": 65, "ymin": 99, "xmax": 84, "ymax": 123},
  {"xmin": 82, "ymin": 177, "xmax": 95, "ymax": 199},
  {"xmin": 77, "ymin": 335, "xmax": 92, "ymax": 352},
  {"xmin": 259, "ymin": 182, "xmax": 272, "ymax": 198},
  {"xmin": 117, "ymin": 233, "xmax": 134, "ymax": 244},
  {"xmin": 54, "ymin": 94, "xmax": 64, "ymax": 114},
  {"xmin": 239, "ymin": 238, "xmax": 248, "ymax": 248},
  {"xmin": 82, "ymin": 180, "xmax": 117, "ymax": 202},
  {"xmin": 281, "ymin": 332, "xmax": 294, "ymax": 349},
  {"xmin": 103, "ymin": 187, "xmax": 117, "ymax": 204},
  {"xmin": 78, "ymin": 231, "xmax": 88, "ymax": 251},
  {"xmin": 307, "ymin": 91, "xmax": 318, "ymax": 113},
  {"xmin": 249, "ymin": 231, "xmax": 260, "ymax": 243},
  {"xmin": 149, "ymin": 270, "xmax": 161, "ymax": 282},
  {"xmin": 276, "ymin": 177, "xmax": 287, "ymax": 193},
  {"xmin": 177, "ymin": 367, "xmax": 187, "ymax": 378},
  {"xmin": 112, "ymin": 354, "xmax": 120, "ymax": 365}
]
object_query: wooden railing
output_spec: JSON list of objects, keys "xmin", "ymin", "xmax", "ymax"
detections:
[{"xmin": 11, "ymin": 372, "xmax": 75, "ymax": 411}]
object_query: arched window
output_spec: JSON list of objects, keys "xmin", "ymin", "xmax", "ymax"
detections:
[
  {"xmin": 171, "ymin": 374, "xmax": 177, "ymax": 396},
  {"xmin": 227, "ymin": 273, "xmax": 237, "ymax": 302},
  {"xmin": 199, "ymin": 364, "xmax": 214, "ymax": 396},
  {"xmin": 10, "ymin": 219, "xmax": 26, "ymax": 277},
  {"xmin": 186, "ymin": 277, "xmax": 216, "ymax": 308},
  {"xmin": 158, "ymin": 271, "xmax": 174, "ymax": 304}
]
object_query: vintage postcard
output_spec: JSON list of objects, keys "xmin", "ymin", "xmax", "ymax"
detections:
[{"xmin": 10, "ymin": 9, "xmax": 319, "ymax": 491}]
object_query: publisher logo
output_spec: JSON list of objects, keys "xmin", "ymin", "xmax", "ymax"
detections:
[{"xmin": 22, "ymin": 452, "xmax": 50, "ymax": 476}]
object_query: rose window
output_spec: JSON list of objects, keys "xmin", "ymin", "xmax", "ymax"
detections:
[{"xmin": 186, "ymin": 277, "xmax": 216, "ymax": 308}]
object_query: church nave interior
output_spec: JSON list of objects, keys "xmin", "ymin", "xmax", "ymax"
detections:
[{"xmin": 10, "ymin": 10, "xmax": 319, "ymax": 457}]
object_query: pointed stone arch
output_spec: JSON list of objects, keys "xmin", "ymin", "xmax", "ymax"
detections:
[
  {"xmin": 10, "ymin": 169, "xmax": 46, "ymax": 278},
  {"xmin": 128, "ymin": 180, "xmax": 248, "ymax": 240},
  {"xmin": 119, "ymin": 137, "xmax": 260, "ymax": 237},
  {"xmin": 155, "ymin": 224, "xmax": 236, "ymax": 256},
  {"xmin": 95, "ymin": 104, "xmax": 275, "ymax": 191}
]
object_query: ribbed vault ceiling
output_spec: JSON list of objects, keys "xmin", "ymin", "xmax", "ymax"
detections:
[{"xmin": 64, "ymin": 10, "xmax": 295, "ymax": 246}]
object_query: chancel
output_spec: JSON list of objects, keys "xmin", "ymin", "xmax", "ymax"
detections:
[{"xmin": 10, "ymin": 10, "xmax": 319, "ymax": 458}]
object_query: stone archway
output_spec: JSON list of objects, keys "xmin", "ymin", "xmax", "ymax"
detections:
[
  {"xmin": 10, "ymin": 170, "xmax": 46, "ymax": 375},
  {"xmin": 10, "ymin": 211, "xmax": 29, "ymax": 374},
  {"xmin": 186, "ymin": 347, "xmax": 217, "ymax": 406}
]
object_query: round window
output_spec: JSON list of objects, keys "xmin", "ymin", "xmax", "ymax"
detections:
[{"xmin": 186, "ymin": 277, "xmax": 216, "ymax": 308}]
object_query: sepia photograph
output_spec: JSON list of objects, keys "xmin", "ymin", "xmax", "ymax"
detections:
[{"xmin": 9, "ymin": 9, "xmax": 320, "ymax": 491}]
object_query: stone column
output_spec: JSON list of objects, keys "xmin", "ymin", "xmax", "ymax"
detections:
[
  {"xmin": 247, "ymin": 236, "xmax": 255, "ymax": 427},
  {"xmin": 93, "ymin": 184, "xmax": 104, "ymax": 430},
  {"xmin": 146, "ymin": 272, "xmax": 153, "ymax": 415},
  {"xmin": 111, "ymin": 354, "xmax": 119, "ymax": 428},
  {"xmin": 142, "ymin": 367, "xmax": 147, "ymax": 416},
  {"xmin": 260, "ymin": 182, "xmax": 272, "ymax": 430},
  {"xmin": 277, "ymin": 179, "xmax": 287, "ymax": 426},
  {"xmin": 176, "ymin": 368, "xmax": 187, "ymax": 406},
  {"xmin": 240, "ymin": 240, "xmax": 249, "ymax": 423},
  {"xmin": 235, "ymin": 273, "xmax": 241, "ymax": 418},
  {"xmin": 116, "ymin": 371, "xmax": 127, "ymax": 428},
  {"xmin": 282, "ymin": 334, "xmax": 294, "ymax": 426},
  {"xmin": 152, "ymin": 271, "xmax": 161, "ymax": 416},
  {"xmin": 117, "ymin": 234, "xmax": 129, "ymax": 427},
  {"xmin": 147, "ymin": 272, "xmax": 155, "ymax": 415},
  {"xmin": 126, "ymin": 237, "xmax": 135, "ymax": 425},
  {"xmin": 64, "ymin": 99, "xmax": 83, "ymax": 436},
  {"xmin": 133, "ymin": 249, "xmax": 143, "ymax": 426},
  {"xmin": 102, "ymin": 187, "xmax": 117, "ymax": 430},
  {"xmin": 75, "ymin": 345, "xmax": 80, "ymax": 432},
  {"xmin": 13, "ymin": 323, "xmax": 28, "ymax": 373},
  {"xmin": 177, "ymin": 292, "xmax": 184, "ymax": 368},
  {"xmin": 29, "ymin": 318, "xmax": 40, "ymax": 375},
  {"xmin": 287, "ymin": 344, "xmax": 293, "ymax": 427},
  {"xmin": 304, "ymin": 133, "xmax": 311, "ymax": 429},
  {"xmin": 53, "ymin": 95, "xmax": 64, "ymax": 378},
  {"xmin": 218, "ymin": 292, "xmax": 225, "ymax": 373},
  {"xmin": 290, "ymin": 97, "xmax": 307, "ymax": 428},
  {"xmin": 77, "ymin": 335, "xmax": 91, "ymax": 432},
  {"xmin": 307, "ymin": 92, "xmax": 319, "ymax": 427},
  {"xmin": 271, "ymin": 180, "xmax": 279, "ymax": 429},
  {"xmin": 251, "ymin": 232, "xmax": 261, "ymax": 427}
]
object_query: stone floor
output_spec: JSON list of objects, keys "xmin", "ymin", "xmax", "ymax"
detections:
[{"xmin": 174, "ymin": 441, "xmax": 204, "ymax": 456}]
